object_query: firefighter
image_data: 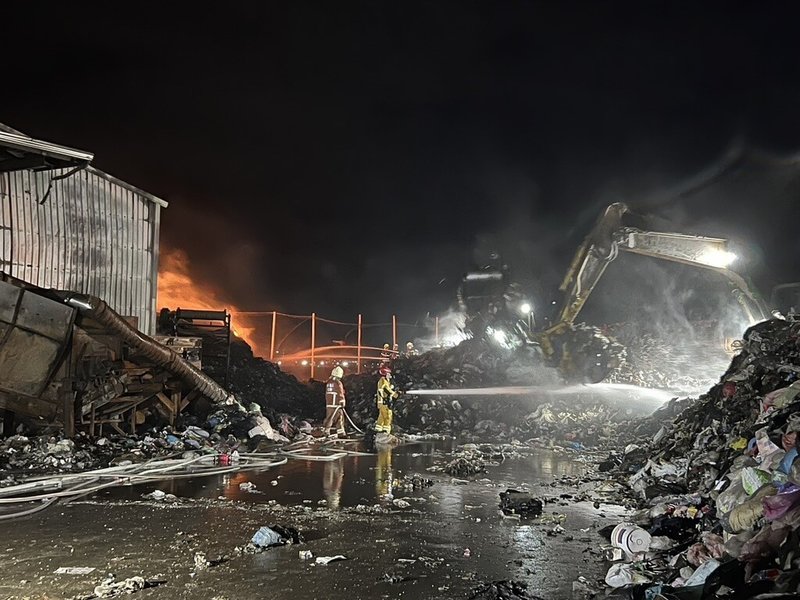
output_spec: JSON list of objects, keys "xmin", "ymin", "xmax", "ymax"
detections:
[
  {"xmin": 375, "ymin": 364, "xmax": 400, "ymax": 435},
  {"xmin": 380, "ymin": 343, "xmax": 392, "ymax": 360},
  {"xmin": 405, "ymin": 341, "xmax": 418, "ymax": 357},
  {"xmin": 322, "ymin": 366, "xmax": 346, "ymax": 436}
]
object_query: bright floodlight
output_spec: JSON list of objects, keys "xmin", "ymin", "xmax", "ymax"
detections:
[
  {"xmin": 493, "ymin": 329, "xmax": 507, "ymax": 343},
  {"xmin": 698, "ymin": 249, "xmax": 737, "ymax": 268},
  {"xmin": 520, "ymin": 302, "xmax": 532, "ymax": 314},
  {"xmin": 301, "ymin": 359, "xmax": 309, "ymax": 366},
  {"xmin": 342, "ymin": 361, "xmax": 350, "ymax": 367}
]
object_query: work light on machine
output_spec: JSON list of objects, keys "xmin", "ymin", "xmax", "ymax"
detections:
[
  {"xmin": 520, "ymin": 302, "xmax": 532, "ymax": 315},
  {"xmin": 492, "ymin": 329, "xmax": 508, "ymax": 344},
  {"xmin": 697, "ymin": 249, "xmax": 737, "ymax": 268}
]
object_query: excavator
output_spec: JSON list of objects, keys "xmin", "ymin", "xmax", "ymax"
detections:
[{"xmin": 459, "ymin": 202, "xmax": 784, "ymax": 383}]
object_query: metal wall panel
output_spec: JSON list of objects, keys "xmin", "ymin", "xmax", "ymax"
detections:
[{"xmin": 0, "ymin": 167, "xmax": 164, "ymax": 334}]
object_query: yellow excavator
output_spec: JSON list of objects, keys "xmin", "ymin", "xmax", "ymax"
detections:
[{"xmin": 460, "ymin": 202, "xmax": 782, "ymax": 382}]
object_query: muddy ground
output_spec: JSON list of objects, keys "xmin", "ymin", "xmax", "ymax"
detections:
[{"xmin": 0, "ymin": 441, "xmax": 627, "ymax": 600}]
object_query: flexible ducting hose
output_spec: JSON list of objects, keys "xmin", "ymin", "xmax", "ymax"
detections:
[{"xmin": 56, "ymin": 292, "xmax": 237, "ymax": 406}]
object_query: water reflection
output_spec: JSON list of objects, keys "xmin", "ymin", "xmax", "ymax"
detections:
[
  {"xmin": 103, "ymin": 442, "xmax": 589, "ymax": 510},
  {"xmin": 375, "ymin": 448, "xmax": 393, "ymax": 498},
  {"xmin": 323, "ymin": 459, "xmax": 343, "ymax": 509}
]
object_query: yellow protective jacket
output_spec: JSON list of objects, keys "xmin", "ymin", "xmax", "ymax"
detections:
[{"xmin": 376, "ymin": 376, "xmax": 399, "ymax": 405}]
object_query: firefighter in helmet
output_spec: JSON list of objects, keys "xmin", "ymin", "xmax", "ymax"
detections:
[
  {"xmin": 375, "ymin": 364, "xmax": 400, "ymax": 435},
  {"xmin": 323, "ymin": 366, "xmax": 346, "ymax": 436}
]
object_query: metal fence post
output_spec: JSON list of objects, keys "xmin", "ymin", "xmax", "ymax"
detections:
[
  {"xmin": 310, "ymin": 312, "xmax": 316, "ymax": 380},
  {"xmin": 435, "ymin": 316, "xmax": 439, "ymax": 346},
  {"xmin": 270, "ymin": 310, "xmax": 277, "ymax": 361},
  {"xmin": 392, "ymin": 314, "xmax": 397, "ymax": 351},
  {"xmin": 357, "ymin": 313, "xmax": 362, "ymax": 374}
]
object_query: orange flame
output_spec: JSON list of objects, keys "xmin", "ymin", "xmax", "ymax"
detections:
[{"xmin": 157, "ymin": 248, "xmax": 260, "ymax": 353}]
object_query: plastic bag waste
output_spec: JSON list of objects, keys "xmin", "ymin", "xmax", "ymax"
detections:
[
  {"xmin": 763, "ymin": 483, "xmax": 800, "ymax": 521},
  {"xmin": 716, "ymin": 477, "xmax": 748, "ymax": 515},
  {"xmin": 683, "ymin": 558, "xmax": 720, "ymax": 586},
  {"xmin": 251, "ymin": 525, "xmax": 302, "ymax": 548},
  {"xmin": 742, "ymin": 467, "xmax": 772, "ymax": 496},
  {"xmin": 605, "ymin": 563, "xmax": 650, "ymax": 588}
]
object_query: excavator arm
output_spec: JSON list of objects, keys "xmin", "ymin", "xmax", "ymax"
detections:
[
  {"xmin": 553, "ymin": 202, "xmax": 769, "ymax": 330},
  {"xmin": 537, "ymin": 202, "xmax": 770, "ymax": 381}
]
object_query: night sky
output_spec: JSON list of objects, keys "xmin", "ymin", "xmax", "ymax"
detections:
[{"xmin": 3, "ymin": 3, "xmax": 799, "ymax": 326}]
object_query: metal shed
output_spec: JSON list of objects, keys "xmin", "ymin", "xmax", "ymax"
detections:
[{"xmin": 0, "ymin": 124, "xmax": 167, "ymax": 335}]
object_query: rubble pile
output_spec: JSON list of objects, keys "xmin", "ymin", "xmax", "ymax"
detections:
[
  {"xmin": 0, "ymin": 402, "xmax": 291, "ymax": 482},
  {"xmin": 344, "ymin": 339, "xmax": 641, "ymax": 446},
  {"xmin": 606, "ymin": 322, "xmax": 731, "ymax": 394},
  {"xmin": 604, "ymin": 318, "xmax": 800, "ymax": 597},
  {"xmin": 0, "ymin": 435, "xmax": 114, "ymax": 477},
  {"xmin": 205, "ymin": 339, "xmax": 322, "ymax": 422}
]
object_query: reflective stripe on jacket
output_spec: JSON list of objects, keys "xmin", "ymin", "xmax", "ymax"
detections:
[{"xmin": 325, "ymin": 378, "xmax": 346, "ymax": 406}]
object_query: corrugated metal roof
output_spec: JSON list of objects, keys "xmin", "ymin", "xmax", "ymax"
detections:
[
  {"xmin": 87, "ymin": 167, "xmax": 168, "ymax": 208},
  {"xmin": 0, "ymin": 129, "xmax": 93, "ymax": 174},
  {"xmin": 0, "ymin": 122, "xmax": 167, "ymax": 208}
]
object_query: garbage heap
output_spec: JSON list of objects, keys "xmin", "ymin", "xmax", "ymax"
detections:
[
  {"xmin": 204, "ymin": 339, "xmax": 323, "ymax": 422},
  {"xmin": 603, "ymin": 318, "xmax": 800, "ymax": 597},
  {"xmin": 0, "ymin": 400, "xmax": 299, "ymax": 484},
  {"xmin": 605, "ymin": 321, "xmax": 731, "ymax": 395},
  {"xmin": 344, "ymin": 339, "xmax": 648, "ymax": 447}
]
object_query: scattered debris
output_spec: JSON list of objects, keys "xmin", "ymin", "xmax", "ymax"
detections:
[
  {"xmin": 54, "ymin": 567, "xmax": 95, "ymax": 575},
  {"xmin": 468, "ymin": 580, "xmax": 545, "ymax": 600},
  {"xmin": 314, "ymin": 555, "xmax": 347, "ymax": 565},
  {"xmin": 143, "ymin": 490, "xmax": 177, "ymax": 502},
  {"xmin": 249, "ymin": 525, "xmax": 303, "ymax": 550},
  {"xmin": 90, "ymin": 575, "xmax": 165, "ymax": 598},
  {"xmin": 499, "ymin": 490, "xmax": 543, "ymax": 519}
]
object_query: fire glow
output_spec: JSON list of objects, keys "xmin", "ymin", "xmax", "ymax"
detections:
[{"xmin": 157, "ymin": 247, "xmax": 260, "ymax": 354}]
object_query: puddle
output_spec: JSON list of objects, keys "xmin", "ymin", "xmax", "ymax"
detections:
[{"xmin": 98, "ymin": 441, "xmax": 590, "ymax": 510}]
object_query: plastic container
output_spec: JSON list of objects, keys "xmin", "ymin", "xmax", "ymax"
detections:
[{"xmin": 611, "ymin": 523, "xmax": 652, "ymax": 555}]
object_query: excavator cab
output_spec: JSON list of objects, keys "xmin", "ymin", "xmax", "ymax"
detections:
[{"xmin": 458, "ymin": 248, "xmax": 530, "ymax": 345}]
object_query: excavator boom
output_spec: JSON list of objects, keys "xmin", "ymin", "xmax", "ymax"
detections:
[{"xmin": 554, "ymin": 203, "xmax": 769, "ymax": 330}]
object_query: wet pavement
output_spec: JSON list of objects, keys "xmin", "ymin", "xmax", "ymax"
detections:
[{"xmin": 0, "ymin": 440, "xmax": 627, "ymax": 599}]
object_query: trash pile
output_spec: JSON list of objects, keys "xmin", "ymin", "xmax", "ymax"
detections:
[
  {"xmin": 0, "ymin": 401, "xmax": 291, "ymax": 482},
  {"xmin": 601, "ymin": 318, "xmax": 800, "ymax": 597},
  {"xmin": 343, "ymin": 338, "xmax": 646, "ymax": 446},
  {"xmin": 207, "ymin": 339, "xmax": 322, "ymax": 422},
  {"xmin": 605, "ymin": 321, "xmax": 731, "ymax": 395}
]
